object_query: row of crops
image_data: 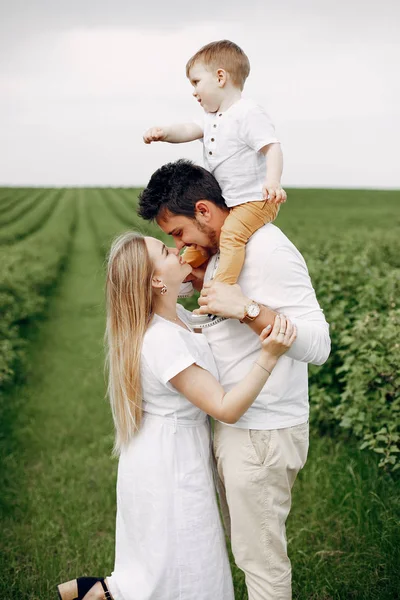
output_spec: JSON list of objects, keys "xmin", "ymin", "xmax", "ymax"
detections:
[
  {"xmin": 0, "ymin": 189, "xmax": 77, "ymax": 398},
  {"xmin": 0, "ymin": 187, "xmax": 149, "ymax": 397},
  {"xmin": 0, "ymin": 187, "xmax": 399, "ymax": 471}
]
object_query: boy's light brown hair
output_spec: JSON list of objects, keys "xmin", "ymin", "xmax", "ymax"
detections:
[{"xmin": 186, "ymin": 40, "xmax": 250, "ymax": 90}]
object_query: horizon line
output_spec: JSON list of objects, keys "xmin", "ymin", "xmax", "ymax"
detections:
[{"xmin": 0, "ymin": 184, "xmax": 399, "ymax": 193}]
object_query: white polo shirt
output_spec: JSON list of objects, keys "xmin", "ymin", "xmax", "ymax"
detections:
[
  {"xmin": 203, "ymin": 224, "xmax": 331, "ymax": 430},
  {"xmin": 199, "ymin": 98, "xmax": 279, "ymax": 207}
]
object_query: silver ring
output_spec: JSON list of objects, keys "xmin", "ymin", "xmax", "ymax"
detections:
[{"xmin": 279, "ymin": 330, "xmax": 285, "ymax": 334}]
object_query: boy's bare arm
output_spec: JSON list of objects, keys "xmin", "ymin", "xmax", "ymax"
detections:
[
  {"xmin": 143, "ymin": 123, "xmax": 203, "ymax": 144},
  {"xmin": 260, "ymin": 142, "xmax": 287, "ymax": 204}
]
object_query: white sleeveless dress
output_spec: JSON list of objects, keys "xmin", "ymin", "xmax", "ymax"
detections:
[{"xmin": 107, "ymin": 305, "xmax": 234, "ymax": 600}]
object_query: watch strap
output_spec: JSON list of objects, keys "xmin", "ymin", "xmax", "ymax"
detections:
[{"xmin": 239, "ymin": 300, "xmax": 260, "ymax": 323}]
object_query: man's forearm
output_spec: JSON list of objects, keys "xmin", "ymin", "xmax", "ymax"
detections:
[
  {"xmin": 244, "ymin": 306, "xmax": 330, "ymax": 365},
  {"xmin": 242, "ymin": 302, "xmax": 330, "ymax": 365},
  {"xmin": 164, "ymin": 123, "xmax": 203, "ymax": 143},
  {"xmin": 196, "ymin": 282, "xmax": 330, "ymax": 366},
  {"xmin": 197, "ymin": 282, "xmax": 277, "ymax": 326},
  {"xmin": 242, "ymin": 303, "xmax": 277, "ymax": 334}
]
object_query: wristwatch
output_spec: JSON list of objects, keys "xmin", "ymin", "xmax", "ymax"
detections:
[{"xmin": 240, "ymin": 300, "xmax": 261, "ymax": 323}]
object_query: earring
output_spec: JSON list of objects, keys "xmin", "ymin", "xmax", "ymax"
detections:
[{"xmin": 160, "ymin": 285, "xmax": 168, "ymax": 295}]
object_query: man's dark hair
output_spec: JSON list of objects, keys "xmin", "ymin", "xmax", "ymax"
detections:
[{"xmin": 138, "ymin": 159, "xmax": 227, "ymax": 221}]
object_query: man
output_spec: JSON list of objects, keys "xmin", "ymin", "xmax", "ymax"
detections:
[{"xmin": 138, "ymin": 159, "xmax": 330, "ymax": 600}]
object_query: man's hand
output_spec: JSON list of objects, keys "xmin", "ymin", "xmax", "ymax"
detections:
[
  {"xmin": 262, "ymin": 181, "xmax": 287, "ymax": 204},
  {"xmin": 195, "ymin": 281, "xmax": 250, "ymax": 320},
  {"xmin": 143, "ymin": 127, "xmax": 168, "ymax": 144},
  {"xmin": 196, "ymin": 281, "xmax": 278, "ymax": 335}
]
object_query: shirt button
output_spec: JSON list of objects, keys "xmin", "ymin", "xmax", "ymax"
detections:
[
  {"xmin": 213, "ymin": 124, "xmax": 217, "ymax": 128},
  {"xmin": 211, "ymin": 137, "xmax": 215, "ymax": 142},
  {"xmin": 209, "ymin": 151, "xmax": 212, "ymax": 155},
  {"xmin": 218, "ymin": 113, "xmax": 222, "ymax": 117}
]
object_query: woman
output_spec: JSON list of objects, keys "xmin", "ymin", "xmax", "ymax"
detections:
[{"xmin": 57, "ymin": 232, "xmax": 296, "ymax": 600}]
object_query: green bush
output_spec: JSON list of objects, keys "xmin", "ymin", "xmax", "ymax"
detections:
[
  {"xmin": 306, "ymin": 231, "xmax": 400, "ymax": 471},
  {"xmin": 336, "ymin": 308, "xmax": 400, "ymax": 470},
  {"xmin": 0, "ymin": 192, "xmax": 77, "ymax": 392}
]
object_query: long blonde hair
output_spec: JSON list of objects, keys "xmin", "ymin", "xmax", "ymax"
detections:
[{"xmin": 105, "ymin": 232, "xmax": 154, "ymax": 455}]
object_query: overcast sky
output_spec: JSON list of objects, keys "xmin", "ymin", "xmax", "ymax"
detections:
[{"xmin": 0, "ymin": 0, "xmax": 399, "ymax": 188}]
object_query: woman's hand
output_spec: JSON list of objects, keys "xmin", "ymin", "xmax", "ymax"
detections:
[{"xmin": 259, "ymin": 314, "xmax": 296, "ymax": 359}]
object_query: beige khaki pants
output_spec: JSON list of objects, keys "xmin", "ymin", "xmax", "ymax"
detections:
[{"xmin": 213, "ymin": 421, "xmax": 309, "ymax": 600}]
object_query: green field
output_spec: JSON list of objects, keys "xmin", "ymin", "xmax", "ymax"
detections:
[{"xmin": 0, "ymin": 188, "xmax": 399, "ymax": 599}]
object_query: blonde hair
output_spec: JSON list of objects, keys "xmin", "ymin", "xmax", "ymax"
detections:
[
  {"xmin": 186, "ymin": 40, "xmax": 250, "ymax": 90},
  {"xmin": 105, "ymin": 232, "xmax": 154, "ymax": 455}
]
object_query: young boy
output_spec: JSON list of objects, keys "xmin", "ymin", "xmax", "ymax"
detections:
[{"xmin": 144, "ymin": 40, "xmax": 286, "ymax": 320}]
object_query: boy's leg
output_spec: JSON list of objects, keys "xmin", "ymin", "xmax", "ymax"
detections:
[
  {"xmin": 181, "ymin": 245, "xmax": 210, "ymax": 268},
  {"xmin": 215, "ymin": 201, "xmax": 279, "ymax": 284},
  {"xmin": 213, "ymin": 421, "xmax": 309, "ymax": 600}
]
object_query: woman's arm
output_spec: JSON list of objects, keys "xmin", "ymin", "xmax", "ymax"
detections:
[{"xmin": 170, "ymin": 315, "xmax": 296, "ymax": 424}]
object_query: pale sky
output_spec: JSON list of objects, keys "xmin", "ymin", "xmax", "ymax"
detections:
[{"xmin": 0, "ymin": 0, "xmax": 399, "ymax": 188}]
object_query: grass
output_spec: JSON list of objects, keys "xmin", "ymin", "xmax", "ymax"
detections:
[
  {"xmin": 0, "ymin": 193, "xmax": 116, "ymax": 599},
  {"xmin": 228, "ymin": 434, "xmax": 400, "ymax": 600},
  {"xmin": 0, "ymin": 188, "xmax": 399, "ymax": 599},
  {"xmin": 292, "ymin": 437, "xmax": 399, "ymax": 599},
  {"xmin": 275, "ymin": 188, "xmax": 400, "ymax": 241}
]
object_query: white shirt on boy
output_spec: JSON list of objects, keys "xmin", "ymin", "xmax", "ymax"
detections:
[
  {"xmin": 199, "ymin": 97, "xmax": 279, "ymax": 208},
  {"xmin": 203, "ymin": 224, "xmax": 331, "ymax": 430}
]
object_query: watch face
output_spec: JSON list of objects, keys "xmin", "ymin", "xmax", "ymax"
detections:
[{"xmin": 248, "ymin": 302, "xmax": 260, "ymax": 318}]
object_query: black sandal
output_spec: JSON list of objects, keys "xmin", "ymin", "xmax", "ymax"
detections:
[{"xmin": 57, "ymin": 576, "xmax": 112, "ymax": 600}]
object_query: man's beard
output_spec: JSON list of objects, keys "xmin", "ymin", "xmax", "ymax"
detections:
[{"xmin": 194, "ymin": 219, "xmax": 219, "ymax": 254}]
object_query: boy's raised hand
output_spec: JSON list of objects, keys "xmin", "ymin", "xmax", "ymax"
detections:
[
  {"xmin": 262, "ymin": 181, "xmax": 287, "ymax": 204},
  {"xmin": 143, "ymin": 127, "xmax": 167, "ymax": 144}
]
